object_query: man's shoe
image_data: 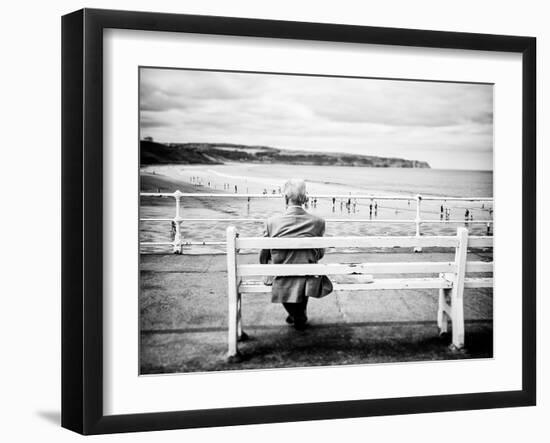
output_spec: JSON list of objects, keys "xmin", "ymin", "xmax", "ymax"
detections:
[
  {"xmin": 293, "ymin": 317, "xmax": 308, "ymax": 331},
  {"xmin": 294, "ymin": 321, "xmax": 307, "ymax": 331},
  {"xmin": 285, "ymin": 315, "xmax": 294, "ymax": 325}
]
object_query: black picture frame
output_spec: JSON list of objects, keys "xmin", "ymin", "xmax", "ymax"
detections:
[{"xmin": 61, "ymin": 8, "xmax": 536, "ymax": 435}]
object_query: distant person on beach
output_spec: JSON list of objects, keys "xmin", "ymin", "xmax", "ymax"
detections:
[
  {"xmin": 259, "ymin": 179, "xmax": 333, "ymax": 330},
  {"xmin": 465, "ymin": 209, "xmax": 470, "ymax": 219},
  {"xmin": 170, "ymin": 221, "xmax": 176, "ymax": 240}
]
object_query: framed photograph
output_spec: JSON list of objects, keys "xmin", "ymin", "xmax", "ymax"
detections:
[{"xmin": 62, "ymin": 8, "xmax": 536, "ymax": 435}]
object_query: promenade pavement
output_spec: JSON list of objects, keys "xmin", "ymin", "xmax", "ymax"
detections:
[{"xmin": 140, "ymin": 251, "xmax": 493, "ymax": 373}]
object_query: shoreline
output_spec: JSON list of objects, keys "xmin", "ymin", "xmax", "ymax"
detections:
[{"xmin": 140, "ymin": 163, "xmax": 409, "ymax": 197}]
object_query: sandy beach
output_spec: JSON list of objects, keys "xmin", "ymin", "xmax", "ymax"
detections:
[
  {"xmin": 141, "ymin": 163, "xmax": 493, "ymax": 198},
  {"xmin": 139, "ymin": 164, "xmax": 494, "ymax": 254}
]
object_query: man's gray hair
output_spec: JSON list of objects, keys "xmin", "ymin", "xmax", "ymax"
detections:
[{"xmin": 283, "ymin": 179, "xmax": 307, "ymax": 205}]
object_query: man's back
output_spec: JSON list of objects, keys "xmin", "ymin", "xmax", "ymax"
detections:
[
  {"xmin": 265, "ymin": 206, "xmax": 325, "ymax": 266},
  {"xmin": 260, "ymin": 205, "xmax": 329, "ymax": 304}
]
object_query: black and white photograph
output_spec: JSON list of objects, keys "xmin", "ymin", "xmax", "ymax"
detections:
[
  {"xmin": 139, "ymin": 67, "xmax": 494, "ymax": 374},
  {"xmin": 1, "ymin": 0, "xmax": 545, "ymax": 440}
]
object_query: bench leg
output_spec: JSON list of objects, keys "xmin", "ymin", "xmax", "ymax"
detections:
[
  {"xmin": 449, "ymin": 228, "xmax": 467, "ymax": 351},
  {"xmin": 451, "ymin": 288, "xmax": 464, "ymax": 350},
  {"xmin": 227, "ymin": 280, "xmax": 240, "ymax": 358},
  {"xmin": 227, "ymin": 289, "xmax": 239, "ymax": 359},
  {"xmin": 226, "ymin": 227, "xmax": 241, "ymax": 361}
]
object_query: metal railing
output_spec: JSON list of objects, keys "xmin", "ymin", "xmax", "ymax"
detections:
[{"xmin": 139, "ymin": 191, "xmax": 494, "ymax": 253}]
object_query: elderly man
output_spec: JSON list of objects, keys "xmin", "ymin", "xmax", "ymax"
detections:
[{"xmin": 259, "ymin": 179, "xmax": 333, "ymax": 330}]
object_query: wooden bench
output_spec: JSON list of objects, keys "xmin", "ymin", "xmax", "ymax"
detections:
[{"xmin": 226, "ymin": 226, "xmax": 493, "ymax": 359}]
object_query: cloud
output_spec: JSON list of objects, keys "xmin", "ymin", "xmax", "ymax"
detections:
[{"xmin": 139, "ymin": 68, "xmax": 493, "ymax": 170}]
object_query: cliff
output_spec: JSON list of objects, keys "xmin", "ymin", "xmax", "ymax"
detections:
[{"xmin": 140, "ymin": 141, "xmax": 431, "ymax": 168}]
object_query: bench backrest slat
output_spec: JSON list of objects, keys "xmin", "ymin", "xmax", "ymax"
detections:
[
  {"xmin": 237, "ymin": 261, "xmax": 457, "ymax": 277},
  {"xmin": 236, "ymin": 235, "xmax": 461, "ymax": 249}
]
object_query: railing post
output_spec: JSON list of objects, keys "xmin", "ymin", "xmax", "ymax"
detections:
[
  {"xmin": 172, "ymin": 190, "xmax": 183, "ymax": 254},
  {"xmin": 226, "ymin": 226, "xmax": 240, "ymax": 360},
  {"xmin": 450, "ymin": 227, "xmax": 468, "ymax": 350},
  {"xmin": 414, "ymin": 194, "xmax": 422, "ymax": 252}
]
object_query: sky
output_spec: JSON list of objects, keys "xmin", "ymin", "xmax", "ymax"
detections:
[{"xmin": 140, "ymin": 68, "xmax": 493, "ymax": 170}]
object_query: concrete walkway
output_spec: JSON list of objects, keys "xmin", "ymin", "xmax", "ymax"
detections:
[{"xmin": 140, "ymin": 251, "xmax": 493, "ymax": 374}]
